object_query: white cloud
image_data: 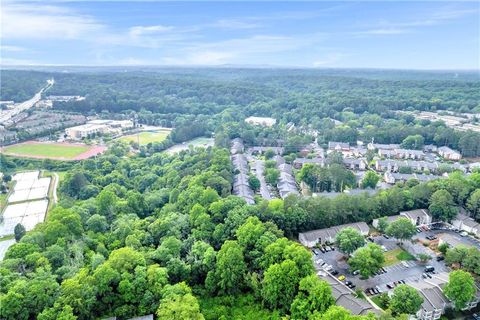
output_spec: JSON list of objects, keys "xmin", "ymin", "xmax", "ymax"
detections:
[
  {"xmin": 128, "ymin": 25, "xmax": 175, "ymax": 37},
  {"xmin": 1, "ymin": 4, "xmax": 104, "ymax": 39},
  {"xmin": 162, "ymin": 33, "xmax": 329, "ymax": 65},
  {"xmin": 0, "ymin": 45, "xmax": 26, "ymax": 52},
  {"xmin": 358, "ymin": 6, "xmax": 478, "ymax": 36}
]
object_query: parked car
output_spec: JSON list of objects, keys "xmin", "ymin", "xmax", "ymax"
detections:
[
  {"xmin": 436, "ymin": 255, "xmax": 445, "ymax": 261},
  {"xmin": 353, "ymin": 270, "xmax": 360, "ymax": 275},
  {"xmin": 424, "ymin": 266, "xmax": 435, "ymax": 272},
  {"xmin": 401, "ymin": 261, "xmax": 409, "ymax": 268},
  {"xmin": 331, "ymin": 270, "xmax": 339, "ymax": 276},
  {"xmin": 382, "ymin": 234, "xmax": 390, "ymax": 239},
  {"xmin": 338, "ymin": 275, "xmax": 346, "ymax": 281}
]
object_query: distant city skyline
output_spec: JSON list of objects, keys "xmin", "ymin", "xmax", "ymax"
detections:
[{"xmin": 1, "ymin": 1, "xmax": 479, "ymax": 69}]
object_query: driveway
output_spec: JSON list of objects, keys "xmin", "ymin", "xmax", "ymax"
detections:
[{"xmin": 250, "ymin": 158, "xmax": 272, "ymax": 200}]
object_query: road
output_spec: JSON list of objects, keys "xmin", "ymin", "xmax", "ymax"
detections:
[
  {"xmin": 52, "ymin": 173, "xmax": 59, "ymax": 204},
  {"xmin": 0, "ymin": 79, "xmax": 54, "ymax": 125},
  {"xmin": 252, "ymin": 158, "xmax": 272, "ymax": 200}
]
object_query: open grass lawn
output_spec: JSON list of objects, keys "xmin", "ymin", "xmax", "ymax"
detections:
[
  {"xmin": 118, "ymin": 130, "xmax": 170, "ymax": 145},
  {"xmin": 3, "ymin": 143, "xmax": 91, "ymax": 159},
  {"xmin": 383, "ymin": 248, "xmax": 416, "ymax": 267}
]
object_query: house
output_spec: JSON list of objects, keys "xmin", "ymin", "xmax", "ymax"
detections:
[
  {"xmin": 394, "ymin": 149, "xmax": 425, "ymax": 160},
  {"xmin": 408, "ymin": 272, "xmax": 480, "ymax": 320},
  {"xmin": 451, "ymin": 213, "xmax": 480, "ymax": 237},
  {"xmin": 231, "ymin": 154, "xmax": 249, "ymax": 172},
  {"xmin": 424, "ymin": 145, "xmax": 438, "ymax": 153},
  {"xmin": 230, "ymin": 138, "xmax": 244, "ymax": 155},
  {"xmin": 375, "ymin": 160, "xmax": 399, "ymax": 172},
  {"xmin": 320, "ymin": 273, "xmax": 378, "ymax": 316},
  {"xmin": 231, "ymin": 152, "xmax": 255, "ymax": 205},
  {"xmin": 245, "ymin": 116, "xmax": 276, "ymax": 127},
  {"xmin": 438, "ymin": 146, "xmax": 462, "ymax": 160},
  {"xmin": 378, "ymin": 149, "xmax": 396, "ymax": 158},
  {"xmin": 384, "ymin": 172, "xmax": 439, "ymax": 184},
  {"xmin": 372, "ymin": 209, "xmax": 431, "ymax": 228},
  {"xmin": 375, "ymin": 160, "xmax": 440, "ymax": 173},
  {"xmin": 367, "ymin": 143, "xmax": 400, "ymax": 151},
  {"xmin": 409, "ymin": 278, "xmax": 448, "ymax": 320},
  {"xmin": 343, "ymin": 158, "xmax": 367, "ymax": 171},
  {"xmin": 293, "ymin": 157, "xmax": 325, "ymax": 169},
  {"xmin": 232, "ymin": 173, "xmax": 255, "ymax": 205},
  {"xmin": 276, "ymin": 161, "xmax": 299, "ymax": 199},
  {"xmin": 298, "ymin": 222, "xmax": 369, "ymax": 247},
  {"xmin": 401, "ymin": 209, "xmax": 432, "ymax": 226},
  {"xmin": 351, "ymin": 146, "xmax": 368, "ymax": 157},
  {"xmin": 328, "ymin": 141, "xmax": 350, "ymax": 152},
  {"xmin": 248, "ymin": 146, "xmax": 284, "ymax": 156}
]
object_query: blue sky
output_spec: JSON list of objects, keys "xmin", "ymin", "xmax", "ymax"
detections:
[{"xmin": 1, "ymin": 1, "xmax": 479, "ymax": 69}]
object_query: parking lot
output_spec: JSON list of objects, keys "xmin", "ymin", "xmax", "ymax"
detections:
[{"xmin": 311, "ymin": 227, "xmax": 476, "ymax": 298}]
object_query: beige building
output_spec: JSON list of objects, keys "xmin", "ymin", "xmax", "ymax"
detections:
[{"xmin": 65, "ymin": 120, "xmax": 133, "ymax": 140}]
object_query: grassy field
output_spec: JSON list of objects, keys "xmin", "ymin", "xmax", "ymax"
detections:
[
  {"xmin": 118, "ymin": 130, "xmax": 171, "ymax": 145},
  {"xmin": 3, "ymin": 143, "xmax": 91, "ymax": 159},
  {"xmin": 383, "ymin": 248, "xmax": 416, "ymax": 267}
]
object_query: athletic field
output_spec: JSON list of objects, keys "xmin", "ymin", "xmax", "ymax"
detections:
[
  {"xmin": 2, "ymin": 141, "xmax": 106, "ymax": 160},
  {"xmin": 118, "ymin": 130, "xmax": 171, "ymax": 145}
]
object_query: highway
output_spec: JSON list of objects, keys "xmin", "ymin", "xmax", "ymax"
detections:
[{"xmin": 0, "ymin": 79, "xmax": 54, "ymax": 125}]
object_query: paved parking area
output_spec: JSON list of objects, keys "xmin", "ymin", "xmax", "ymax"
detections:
[
  {"xmin": 313, "ymin": 233, "xmax": 451, "ymax": 296},
  {"xmin": 415, "ymin": 228, "xmax": 480, "ymax": 249}
]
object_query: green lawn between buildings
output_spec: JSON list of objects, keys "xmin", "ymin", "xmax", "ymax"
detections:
[{"xmin": 383, "ymin": 248, "xmax": 416, "ymax": 267}]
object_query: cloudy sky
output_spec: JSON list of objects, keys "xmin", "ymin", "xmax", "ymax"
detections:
[{"xmin": 1, "ymin": 1, "xmax": 479, "ymax": 69}]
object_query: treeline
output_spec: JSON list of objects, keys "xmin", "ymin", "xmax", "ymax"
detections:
[{"xmin": 0, "ymin": 70, "xmax": 51, "ymax": 102}]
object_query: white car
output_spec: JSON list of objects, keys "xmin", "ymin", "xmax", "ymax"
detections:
[{"xmin": 401, "ymin": 261, "xmax": 409, "ymax": 268}]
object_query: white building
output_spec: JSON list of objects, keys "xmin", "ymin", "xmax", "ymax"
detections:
[
  {"xmin": 437, "ymin": 146, "xmax": 462, "ymax": 161},
  {"xmin": 372, "ymin": 209, "xmax": 432, "ymax": 229},
  {"xmin": 451, "ymin": 213, "xmax": 480, "ymax": 237},
  {"xmin": 245, "ymin": 116, "xmax": 276, "ymax": 127},
  {"xmin": 65, "ymin": 120, "xmax": 133, "ymax": 140},
  {"xmin": 299, "ymin": 222, "xmax": 369, "ymax": 247}
]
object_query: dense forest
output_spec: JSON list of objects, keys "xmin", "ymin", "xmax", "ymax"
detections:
[
  {"xmin": 2, "ymin": 68, "xmax": 480, "ymax": 155},
  {"xmin": 1, "ymin": 142, "xmax": 480, "ymax": 319}
]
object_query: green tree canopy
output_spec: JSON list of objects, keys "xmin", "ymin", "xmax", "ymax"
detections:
[
  {"xmin": 444, "ymin": 270, "xmax": 477, "ymax": 310},
  {"xmin": 389, "ymin": 284, "xmax": 423, "ymax": 315},
  {"xmin": 335, "ymin": 227, "xmax": 365, "ymax": 255},
  {"xmin": 348, "ymin": 243, "xmax": 385, "ymax": 278}
]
